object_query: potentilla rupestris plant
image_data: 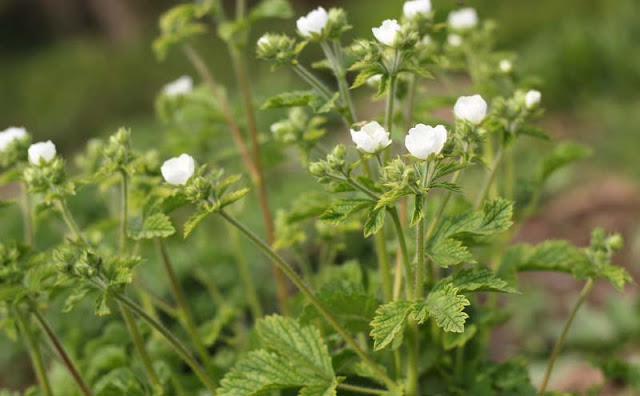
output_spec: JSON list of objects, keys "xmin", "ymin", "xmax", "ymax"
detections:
[{"xmin": 0, "ymin": 1, "xmax": 633, "ymax": 396}]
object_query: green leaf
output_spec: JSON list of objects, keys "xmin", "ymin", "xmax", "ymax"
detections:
[
  {"xmin": 426, "ymin": 238, "xmax": 474, "ymax": 268},
  {"xmin": 95, "ymin": 291, "xmax": 111, "ymax": 316},
  {"xmin": 183, "ymin": 208, "xmax": 211, "ymax": 238},
  {"xmin": 249, "ymin": 0, "xmax": 293, "ymax": 21},
  {"xmin": 128, "ymin": 212, "xmax": 175, "ymax": 240},
  {"xmin": 410, "ymin": 195, "xmax": 424, "ymax": 227},
  {"xmin": 538, "ymin": 141, "xmax": 591, "ymax": 183},
  {"xmin": 437, "ymin": 267, "xmax": 517, "ymax": 294},
  {"xmin": 257, "ymin": 315, "xmax": 334, "ymax": 380},
  {"xmin": 414, "ymin": 284, "xmax": 469, "ymax": 333},
  {"xmin": 320, "ymin": 198, "xmax": 373, "ymax": 224},
  {"xmin": 597, "ymin": 358, "xmax": 640, "ymax": 389},
  {"xmin": 262, "ymin": 91, "xmax": 323, "ymax": 110},
  {"xmin": 370, "ymin": 300, "xmax": 413, "ymax": 351},
  {"xmin": 363, "ymin": 207, "xmax": 385, "ymax": 238}
]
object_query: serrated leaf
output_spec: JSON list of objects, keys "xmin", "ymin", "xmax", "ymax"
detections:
[
  {"xmin": 410, "ymin": 195, "xmax": 424, "ymax": 227},
  {"xmin": 183, "ymin": 208, "xmax": 211, "ymax": 238},
  {"xmin": 437, "ymin": 267, "xmax": 517, "ymax": 294},
  {"xmin": 95, "ymin": 291, "xmax": 111, "ymax": 316},
  {"xmin": 320, "ymin": 198, "xmax": 373, "ymax": 224},
  {"xmin": 363, "ymin": 207, "xmax": 385, "ymax": 238},
  {"xmin": 370, "ymin": 300, "xmax": 413, "ymax": 351},
  {"xmin": 414, "ymin": 284, "xmax": 469, "ymax": 333},
  {"xmin": 128, "ymin": 213, "xmax": 175, "ymax": 240},
  {"xmin": 257, "ymin": 316, "xmax": 334, "ymax": 380},
  {"xmin": 63, "ymin": 287, "xmax": 92, "ymax": 312},
  {"xmin": 431, "ymin": 198, "xmax": 513, "ymax": 244},
  {"xmin": 426, "ymin": 238, "xmax": 475, "ymax": 268}
]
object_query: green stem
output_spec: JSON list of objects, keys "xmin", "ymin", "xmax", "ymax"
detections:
[
  {"xmin": 20, "ymin": 182, "xmax": 34, "ymax": 245},
  {"xmin": 406, "ymin": 322, "xmax": 419, "ymax": 396},
  {"xmin": 119, "ymin": 302, "xmax": 161, "ymax": 388},
  {"xmin": 425, "ymin": 170, "xmax": 462, "ymax": 240},
  {"xmin": 110, "ymin": 288, "xmax": 218, "ymax": 394},
  {"xmin": 337, "ymin": 383, "xmax": 386, "ymax": 395},
  {"xmin": 30, "ymin": 306, "xmax": 93, "ymax": 396},
  {"xmin": 320, "ymin": 40, "xmax": 356, "ymax": 124},
  {"xmin": 228, "ymin": 224, "xmax": 263, "ymax": 319},
  {"xmin": 538, "ymin": 278, "xmax": 594, "ymax": 395},
  {"xmin": 55, "ymin": 200, "xmax": 89, "ymax": 246},
  {"xmin": 389, "ymin": 208, "xmax": 413, "ymax": 300},
  {"xmin": 474, "ymin": 144, "xmax": 504, "ymax": 210},
  {"xmin": 404, "ymin": 74, "xmax": 417, "ymax": 131},
  {"xmin": 375, "ymin": 230, "xmax": 392, "ymax": 302},
  {"xmin": 119, "ymin": 171, "xmax": 128, "ymax": 253},
  {"xmin": 292, "ymin": 64, "xmax": 334, "ymax": 100},
  {"xmin": 14, "ymin": 307, "xmax": 53, "ymax": 396},
  {"xmin": 218, "ymin": 210, "xmax": 398, "ymax": 392},
  {"xmin": 156, "ymin": 239, "xmax": 210, "ymax": 362}
]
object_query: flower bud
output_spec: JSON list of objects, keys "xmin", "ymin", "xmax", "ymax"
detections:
[
  {"xmin": 448, "ymin": 8, "xmax": 478, "ymax": 30},
  {"xmin": 350, "ymin": 121, "xmax": 392, "ymax": 154},
  {"xmin": 0, "ymin": 127, "xmax": 28, "ymax": 152},
  {"xmin": 366, "ymin": 74, "xmax": 383, "ymax": 87},
  {"xmin": 454, "ymin": 95, "xmax": 487, "ymax": 125},
  {"xmin": 161, "ymin": 154, "xmax": 195, "ymax": 185},
  {"xmin": 372, "ymin": 19, "xmax": 401, "ymax": 47},
  {"xmin": 525, "ymin": 89, "xmax": 541, "ymax": 109},
  {"xmin": 296, "ymin": 7, "xmax": 328, "ymax": 38},
  {"xmin": 308, "ymin": 161, "xmax": 327, "ymax": 177},
  {"xmin": 607, "ymin": 233, "xmax": 624, "ymax": 251},
  {"xmin": 28, "ymin": 141, "xmax": 56, "ymax": 164},
  {"xmin": 403, "ymin": 0, "xmax": 432, "ymax": 18},
  {"xmin": 163, "ymin": 76, "xmax": 193, "ymax": 97},
  {"xmin": 405, "ymin": 124, "xmax": 447, "ymax": 160}
]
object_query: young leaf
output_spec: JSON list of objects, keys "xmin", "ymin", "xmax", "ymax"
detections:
[
  {"xmin": 320, "ymin": 198, "xmax": 373, "ymax": 224},
  {"xmin": 183, "ymin": 208, "xmax": 211, "ymax": 238},
  {"xmin": 370, "ymin": 300, "xmax": 413, "ymax": 351},
  {"xmin": 410, "ymin": 195, "xmax": 424, "ymax": 227},
  {"xmin": 414, "ymin": 284, "xmax": 470, "ymax": 333},
  {"xmin": 426, "ymin": 238, "xmax": 475, "ymax": 268},
  {"xmin": 363, "ymin": 207, "xmax": 385, "ymax": 238},
  {"xmin": 128, "ymin": 212, "xmax": 175, "ymax": 240},
  {"xmin": 436, "ymin": 267, "xmax": 517, "ymax": 294}
]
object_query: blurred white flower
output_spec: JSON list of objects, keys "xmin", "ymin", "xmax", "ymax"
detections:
[
  {"xmin": 372, "ymin": 19, "xmax": 401, "ymax": 47},
  {"xmin": 447, "ymin": 34, "xmax": 462, "ymax": 47},
  {"xmin": 350, "ymin": 121, "xmax": 392, "ymax": 154},
  {"xmin": 0, "ymin": 127, "xmax": 28, "ymax": 152},
  {"xmin": 525, "ymin": 90, "xmax": 541, "ymax": 109},
  {"xmin": 403, "ymin": 0, "xmax": 431, "ymax": 18},
  {"xmin": 421, "ymin": 35, "xmax": 432, "ymax": 45},
  {"xmin": 296, "ymin": 7, "xmax": 328, "ymax": 37},
  {"xmin": 448, "ymin": 8, "xmax": 478, "ymax": 30},
  {"xmin": 164, "ymin": 76, "xmax": 193, "ymax": 97},
  {"xmin": 405, "ymin": 124, "xmax": 447, "ymax": 160},
  {"xmin": 454, "ymin": 95, "xmax": 487, "ymax": 124},
  {"xmin": 499, "ymin": 59, "xmax": 512, "ymax": 73},
  {"xmin": 161, "ymin": 154, "xmax": 196, "ymax": 185},
  {"xmin": 28, "ymin": 141, "xmax": 56, "ymax": 164}
]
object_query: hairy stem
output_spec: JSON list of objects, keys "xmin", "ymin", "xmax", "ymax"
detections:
[
  {"xmin": 14, "ymin": 307, "xmax": 52, "ymax": 396},
  {"xmin": 55, "ymin": 199, "xmax": 89, "ymax": 246},
  {"xmin": 110, "ymin": 287, "xmax": 218, "ymax": 394},
  {"xmin": 292, "ymin": 64, "xmax": 334, "ymax": 100},
  {"xmin": 538, "ymin": 278, "xmax": 594, "ymax": 395},
  {"xmin": 119, "ymin": 303, "xmax": 161, "ymax": 387},
  {"xmin": 228, "ymin": 224, "xmax": 263, "ymax": 319},
  {"xmin": 337, "ymin": 383, "xmax": 386, "ymax": 395},
  {"xmin": 389, "ymin": 208, "xmax": 413, "ymax": 300},
  {"xmin": 218, "ymin": 210, "xmax": 398, "ymax": 391},
  {"xmin": 30, "ymin": 306, "xmax": 93, "ymax": 396},
  {"xmin": 119, "ymin": 171, "xmax": 128, "ymax": 253},
  {"xmin": 228, "ymin": 45, "xmax": 290, "ymax": 315},
  {"xmin": 320, "ymin": 40, "xmax": 355, "ymax": 124},
  {"xmin": 156, "ymin": 239, "xmax": 210, "ymax": 362}
]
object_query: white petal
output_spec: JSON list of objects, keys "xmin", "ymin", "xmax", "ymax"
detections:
[
  {"xmin": 448, "ymin": 8, "xmax": 478, "ymax": 30},
  {"xmin": 403, "ymin": 0, "xmax": 431, "ymax": 18},
  {"xmin": 161, "ymin": 154, "xmax": 196, "ymax": 185},
  {"xmin": 28, "ymin": 141, "xmax": 56, "ymax": 164},
  {"xmin": 453, "ymin": 95, "xmax": 487, "ymax": 124}
]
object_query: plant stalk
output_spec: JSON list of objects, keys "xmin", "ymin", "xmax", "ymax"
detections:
[
  {"xmin": 156, "ymin": 239, "xmax": 210, "ymax": 362},
  {"xmin": 31, "ymin": 306, "xmax": 93, "ymax": 396},
  {"xmin": 228, "ymin": 223, "xmax": 263, "ymax": 319},
  {"xmin": 538, "ymin": 278, "xmax": 594, "ymax": 395},
  {"xmin": 337, "ymin": 383, "xmax": 386, "ymax": 395},
  {"xmin": 119, "ymin": 303, "xmax": 161, "ymax": 387},
  {"xmin": 119, "ymin": 171, "xmax": 128, "ymax": 253},
  {"xmin": 389, "ymin": 208, "xmax": 413, "ymax": 300},
  {"xmin": 14, "ymin": 307, "xmax": 53, "ymax": 396},
  {"xmin": 474, "ymin": 144, "xmax": 504, "ymax": 210},
  {"xmin": 20, "ymin": 181, "xmax": 34, "ymax": 245},
  {"xmin": 218, "ymin": 210, "xmax": 398, "ymax": 391}
]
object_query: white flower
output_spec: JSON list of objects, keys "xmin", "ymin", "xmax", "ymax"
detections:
[
  {"xmin": 296, "ymin": 7, "xmax": 328, "ymax": 38},
  {"xmin": 454, "ymin": 95, "xmax": 487, "ymax": 124},
  {"xmin": 161, "ymin": 154, "xmax": 196, "ymax": 185},
  {"xmin": 447, "ymin": 34, "xmax": 462, "ymax": 47},
  {"xmin": 164, "ymin": 76, "xmax": 193, "ymax": 97},
  {"xmin": 366, "ymin": 74, "xmax": 382, "ymax": 87},
  {"xmin": 499, "ymin": 59, "xmax": 512, "ymax": 73},
  {"xmin": 350, "ymin": 121, "xmax": 392, "ymax": 154},
  {"xmin": 0, "ymin": 126, "xmax": 28, "ymax": 152},
  {"xmin": 448, "ymin": 8, "xmax": 478, "ymax": 30},
  {"xmin": 403, "ymin": 0, "xmax": 431, "ymax": 18},
  {"xmin": 421, "ymin": 35, "xmax": 432, "ymax": 45},
  {"xmin": 372, "ymin": 19, "xmax": 401, "ymax": 47},
  {"xmin": 28, "ymin": 141, "xmax": 56, "ymax": 164},
  {"xmin": 525, "ymin": 90, "xmax": 541, "ymax": 109},
  {"xmin": 405, "ymin": 124, "xmax": 447, "ymax": 160}
]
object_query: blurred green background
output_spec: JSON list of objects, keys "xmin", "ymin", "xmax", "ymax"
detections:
[{"xmin": 1, "ymin": 0, "xmax": 639, "ymax": 392}]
